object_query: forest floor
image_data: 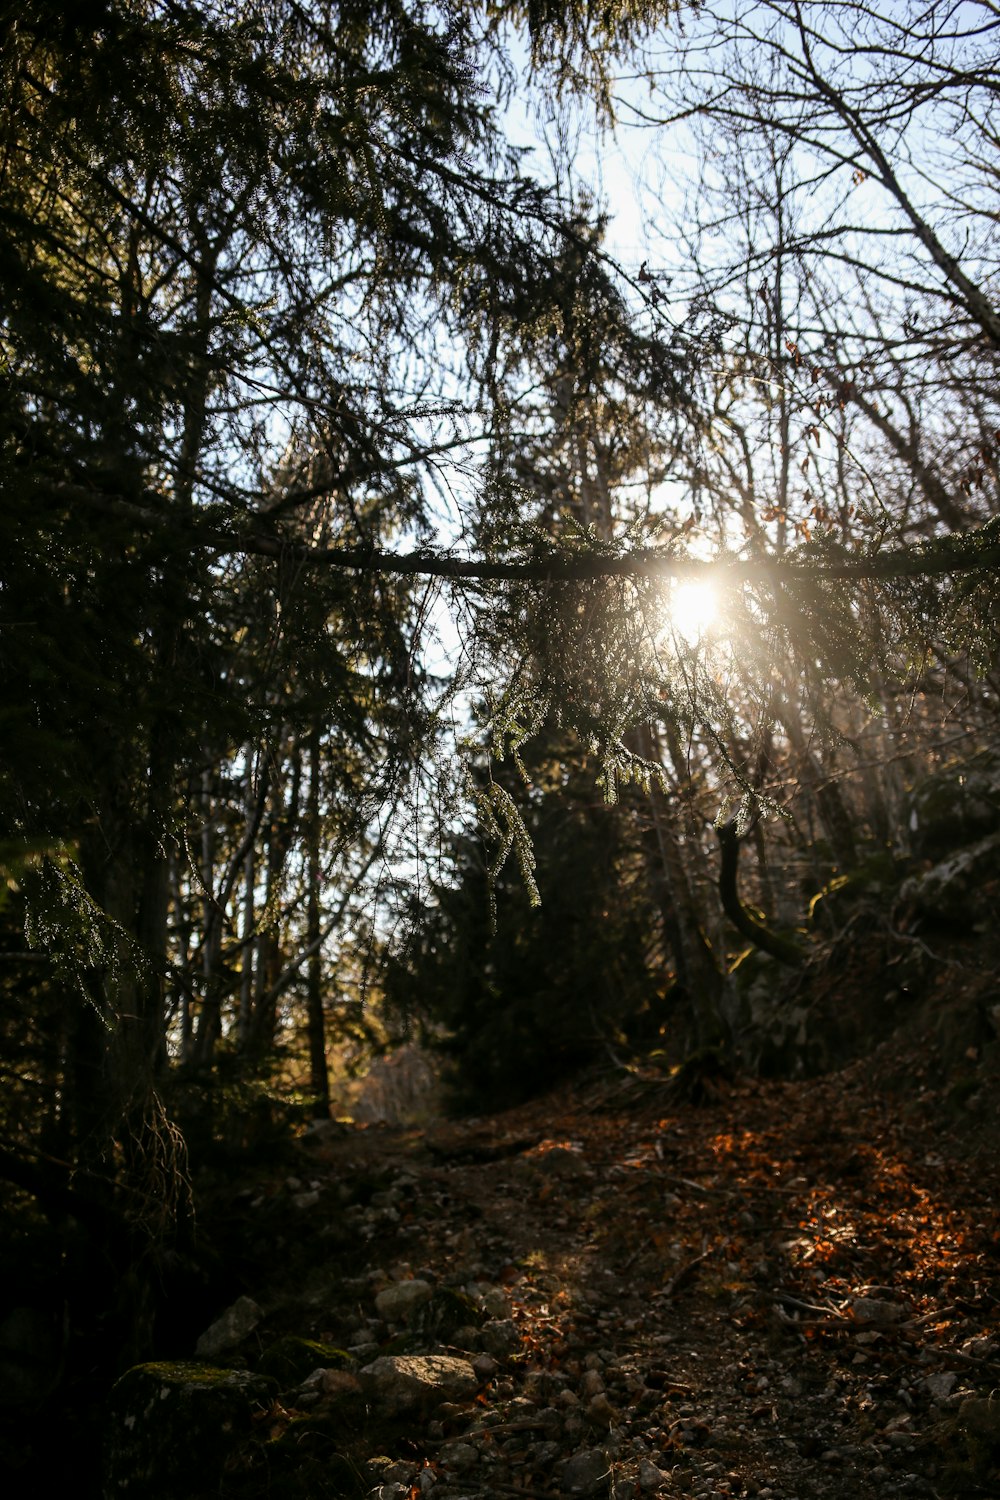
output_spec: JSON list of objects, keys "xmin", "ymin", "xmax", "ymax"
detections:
[{"xmin": 191, "ymin": 1006, "xmax": 1000, "ymax": 1500}]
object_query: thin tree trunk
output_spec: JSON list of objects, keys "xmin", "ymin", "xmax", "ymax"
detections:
[{"xmin": 305, "ymin": 726, "xmax": 330, "ymax": 1118}]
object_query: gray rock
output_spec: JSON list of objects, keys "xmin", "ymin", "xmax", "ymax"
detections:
[
  {"xmin": 479, "ymin": 1286, "xmax": 510, "ymax": 1318},
  {"xmin": 638, "ymin": 1456, "xmax": 668, "ymax": 1491},
  {"xmin": 906, "ymin": 754, "xmax": 1000, "ymax": 857},
  {"xmin": 960, "ymin": 1335, "xmax": 998, "ymax": 1358},
  {"xmin": 472, "ymin": 1353, "xmax": 498, "ymax": 1380},
  {"xmin": 381, "ymin": 1460, "xmax": 419, "ymax": 1484},
  {"xmin": 479, "ymin": 1318, "xmax": 521, "ymax": 1357},
  {"xmin": 560, "ymin": 1448, "xmax": 611, "ymax": 1495},
  {"xmin": 900, "ymin": 832, "xmax": 1000, "ymax": 922},
  {"xmin": 360, "ymin": 1354, "xmax": 478, "ymax": 1415},
  {"xmin": 849, "ymin": 1297, "xmax": 908, "ymax": 1327},
  {"xmin": 442, "ymin": 1443, "xmax": 479, "ymax": 1472},
  {"xmin": 531, "ymin": 1440, "xmax": 562, "ymax": 1465},
  {"xmin": 923, "ymin": 1371, "xmax": 958, "ymax": 1402},
  {"xmin": 195, "ymin": 1296, "xmax": 262, "ymax": 1358},
  {"xmin": 375, "ymin": 1278, "xmax": 434, "ymax": 1321}
]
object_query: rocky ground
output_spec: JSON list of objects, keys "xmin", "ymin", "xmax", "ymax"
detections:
[{"xmin": 148, "ymin": 1019, "xmax": 1000, "ymax": 1500}]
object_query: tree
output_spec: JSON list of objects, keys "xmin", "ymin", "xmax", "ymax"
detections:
[
  {"xmin": 0, "ymin": 0, "xmax": 698, "ymax": 1348},
  {"xmin": 4, "ymin": 0, "xmax": 1000, "ymax": 1280},
  {"xmin": 384, "ymin": 739, "xmax": 665, "ymax": 1108}
]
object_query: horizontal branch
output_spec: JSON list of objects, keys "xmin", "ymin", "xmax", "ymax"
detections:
[
  {"xmin": 51, "ymin": 482, "xmax": 1000, "ymax": 587},
  {"xmin": 220, "ymin": 527, "xmax": 1000, "ymax": 588}
]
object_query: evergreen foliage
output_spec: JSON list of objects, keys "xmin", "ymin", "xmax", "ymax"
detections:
[
  {"xmin": 384, "ymin": 746, "xmax": 663, "ymax": 1108},
  {"xmin": 0, "ymin": 0, "xmax": 693, "ymax": 1245}
]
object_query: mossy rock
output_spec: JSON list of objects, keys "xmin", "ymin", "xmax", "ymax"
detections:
[
  {"xmin": 900, "ymin": 832, "xmax": 1000, "ymax": 925},
  {"xmin": 257, "ymin": 1335, "xmax": 353, "ymax": 1387},
  {"xmin": 105, "ymin": 1361, "xmax": 276, "ymax": 1499},
  {"xmin": 906, "ymin": 752, "xmax": 1000, "ymax": 858}
]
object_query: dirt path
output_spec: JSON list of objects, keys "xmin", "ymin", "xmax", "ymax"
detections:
[{"xmin": 240, "ymin": 1051, "xmax": 999, "ymax": 1499}]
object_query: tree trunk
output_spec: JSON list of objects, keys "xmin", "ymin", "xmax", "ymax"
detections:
[{"xmin": 305, "ymin": 725, "xmax": 331, "ymax": 1118}]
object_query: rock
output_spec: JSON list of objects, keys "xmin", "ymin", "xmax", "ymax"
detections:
[
  {"xmin": 360, "ymin": 1354, "xmax": 478, "ymax": 1415},
  {"xmin": 530, "ymin": 1145, "xmax": 589, "ymax": 1178},
  {"xmin": 959, "ymin": 1395, "xmax": 1000, "ymax": 1443},
  {"xmin": 581, "ymin": 1368, "xmax": 605, "ymax": 1397},
  {"xmin": 960, "ymin": 1335, "xmax": 998, "ymax": 1359},
  {"xmin": 849, "ymin": 1297, "xmax": 908, "ymax": 1327},
  {"xmin": 409, "ymin": 1287, "xmax": 483, "ymax": 1342},
  {"xmin": 923, "ymin": 1371, "xmax": 958, "ymax": 1402},
  {"xmin": 479, "ymin": 1318, "xmax": 521, "ymax": 1357},
  {"xmin": 381, "ymin": 1460, "xmax": 419, "ymax": 1484},
  {"xmin": 442, "ymin": 1442, "xmax": 479, "ymax": 1472},
  {"xmin": 105, "ymin": 1361, "xmax": 274, "ymax": 1498},
  {"xmin": 560, "ymin": 1447, "xmax": 611, "ymax": 1494},
  {"xmin": 905, "ymin": 753, "xmax": 1000, "ymax": 857},
  {"xmin": 472, "ymin": 1353, "xmax": 498, "ymax": 1380},
  {"xmin": 292, "ymin": 1188, "xmax": 321, "ymax": 1209},
  {"xmin": 321, "ymin": 1368, "xmax": 362, "ymax": 1397},
  {"xmin": 532, "ymin": 1439, "xmax": 562, "ymax": 1465},
  {"xmin": 900, "ymin": 832, "xmax": 1000, "ymax": 924},
  {"xmin": 194, "ymin": 1295, "xmax": 262, "ymax": 1358},
  {"xmin": 257, "ymin": 1335, "xmax": 353, "ymax": 1387},
  {"xmin": 368, "ymin": 1456, "xmax": 415, "ymax": 1489},
  {"xmin": 638, "ymin": 1456, "xmax": 668, "ymax": 1491},
  {"xmin": 479, "ymin": 1286, "xmax": 510, "ymax": 1318},
  {"xmin": 588, "ymin": 1392, "xmax": 620, "ymax": 1427},
  {"xmin": 348, "ymin": 1340, "xmax": 379, "ymax": 1360},
  {"xmin": 375, "ymin": 1279, "xmax": 434, "ymax": 1321}
]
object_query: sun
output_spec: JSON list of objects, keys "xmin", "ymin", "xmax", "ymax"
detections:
[{"xmin": 669, "ymin": 578, "xmax": 719, "ymax": 643}]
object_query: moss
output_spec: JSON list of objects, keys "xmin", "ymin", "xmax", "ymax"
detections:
[
  {"xmin": 257, "ymin": 1335, "xmax": 353, "ymax": 1387},
  {"xmin": 136, "ymin": 1359, "xmax": 247, "ymax": 1384}
]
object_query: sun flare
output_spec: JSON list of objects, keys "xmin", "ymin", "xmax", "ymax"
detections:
[{"xmin": 669, "ymin": 578, "xmax": 718, "ymax": 643}]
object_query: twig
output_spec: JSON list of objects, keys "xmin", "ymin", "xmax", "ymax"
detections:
[
  {"xmin": 775, "ymin": 1291, "xmax": 848, "ymax": 1320},
  {"xmin": 921, "ymin": 1345, "xmax": 1000, "ymax": 1376},
  {"xmin": 656, "ymin": 1245, "xmax": 716, "ymax": 1299},
  {"xmin": 440, "ymin": 1418, "xmax": 556, "ymax": 1445}
]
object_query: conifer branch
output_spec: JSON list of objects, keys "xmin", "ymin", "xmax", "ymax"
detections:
[{"xmin": 52, "ymin": 483, "xmax": 1000, "ymax": 587}]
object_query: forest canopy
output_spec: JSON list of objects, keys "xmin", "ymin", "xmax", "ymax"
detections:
[{"xmin": 1, "ymin": 0, "xmax": 999, "ymax": 1236}]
